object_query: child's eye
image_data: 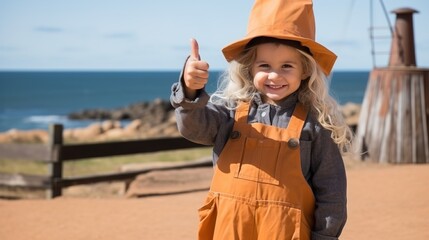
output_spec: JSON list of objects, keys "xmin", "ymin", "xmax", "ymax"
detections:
[
  {"xmin": 282, "ymin": 64, "xmax": 293, "ymax": 68},
  {"xmin": 258, "ymin": 63, "xmax": 270, "ymax": 68}
]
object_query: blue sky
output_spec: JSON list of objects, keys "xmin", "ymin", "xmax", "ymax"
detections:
[{"xmin": 0, "ymin": 0, "xmax": 428, "ymax": 71}]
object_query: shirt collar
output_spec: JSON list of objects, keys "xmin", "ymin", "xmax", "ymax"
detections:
[{"xmin": 253, "ymin": 92, "xmax": 299, "ymax": 109}]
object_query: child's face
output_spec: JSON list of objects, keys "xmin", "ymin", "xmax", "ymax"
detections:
[{"xmin": 251, "ymin": 43, "xmax": 306, "ymax": 105}]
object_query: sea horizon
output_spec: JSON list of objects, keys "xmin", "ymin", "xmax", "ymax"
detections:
[{"xmin": 0, "ymin": 70, "xmax": 369, "ymax": 132}]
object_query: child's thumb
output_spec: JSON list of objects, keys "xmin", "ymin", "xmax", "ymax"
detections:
[{"xmin": 190, "ymin": 38, "xmax": 200, "ymax": 60}]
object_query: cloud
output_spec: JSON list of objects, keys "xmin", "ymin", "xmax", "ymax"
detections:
[{"xmin": 34, "ymin": 26, "xmax": 64, "ymax": 33}]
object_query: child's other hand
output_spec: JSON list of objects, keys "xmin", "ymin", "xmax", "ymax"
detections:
[{"xmin": 183, "ymin": 38, "xmax": 209, "ymax": 98}]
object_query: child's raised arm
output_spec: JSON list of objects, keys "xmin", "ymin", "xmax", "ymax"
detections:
[{"xmin": 183, "ymin": 38, "xmax": 210, "ymax": 100}]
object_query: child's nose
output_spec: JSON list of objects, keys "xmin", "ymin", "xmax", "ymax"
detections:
[{"xmin": 268, "ymin": 71, "xmax": 280, "ymax": 80}]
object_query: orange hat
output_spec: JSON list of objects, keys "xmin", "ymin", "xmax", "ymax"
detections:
[{"xmin": 222, "ymin": 0, "xmax": 337, "ymax": 75}]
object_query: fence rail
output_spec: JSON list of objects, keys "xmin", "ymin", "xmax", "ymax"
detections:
[{"xmin": 0, "ymin": 124, "xmax": 211, "ymax": 198}]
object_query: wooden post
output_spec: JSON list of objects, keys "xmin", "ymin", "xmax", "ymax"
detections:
[{"xmin": 48, "ymin": 124, "xmax": 64, "ymax": 198}]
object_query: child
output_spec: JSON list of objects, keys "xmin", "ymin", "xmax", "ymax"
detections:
[{"xmin": 171, "ymin": 0, "xmax": 352, "ymax": 239}]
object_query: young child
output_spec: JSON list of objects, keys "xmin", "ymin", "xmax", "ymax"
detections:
[{"xmin": 171, "ymin": 1, "xmax": 352, "ymax": 239}]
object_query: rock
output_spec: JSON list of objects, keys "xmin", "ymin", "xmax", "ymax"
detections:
[
  {"xmin": 113, "ymin": 121, "xmax": 122, "ymax": 129},
  {"xmin": 0, "ymin": 99, "xmax": 362, "ymax": 143},
  {"xmin": 111, "ymin": 110, "xmax": 131, "ymax": 120},
  {"xmin": 100, "ymin": 128, "xmax": 126, "ymax": 140},
  {"xmin": 63, "ymin": 129, "xmax": 74, "ymax": 140},
  {"xmin": 125, "ymin": 119, "xmax": 142, "ymax": 132},
  {"xmin": 167, "ymin": 112, "xmax": 176, "ymax": 124},
  {"xmin": 0, "ymin": 133, "xmax": 13, "ymax": 143},
  {"xmin": 0, "ymin": 129, "xmax": 49, "ymax": 143},
  {"xmin": 67, "ymin": 98, "xmax": 174, "ymax": 121},
  {"xmin": 67, "ymin": 123, "xmax": 103, "ymax": 141},
  {"xmin": 68, "ymin": 109, "xmax": 112, "ymax": 120},
  {"xmin": 101, "ymin": 120, "xmax": 121, "ymax": 132},
  {"xmin": 101, "ymin": 120, "xmax": 115, "ymax": 132},
  {"xmin": 341, "ymin": 102, "xmax": 361, "ymax": 118},
  {"xmin": 162, "ymin": 125, "xmax": 180, "ymax": 137},
  {"xmin": 341, "ymin": 102, "xmax": 361, "ymax": 127}
]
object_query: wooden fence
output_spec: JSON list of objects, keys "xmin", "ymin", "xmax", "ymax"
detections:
[{"xmin": 0, "ymin": 124, "xmax": 211, "ymax": 199}]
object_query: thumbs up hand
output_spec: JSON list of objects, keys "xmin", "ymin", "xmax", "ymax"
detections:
[{"xmin": 183, "ymin": 38, "xmax": 209, "ymax": 99}]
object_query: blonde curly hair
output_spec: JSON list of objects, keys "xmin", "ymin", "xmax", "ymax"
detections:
[{"xmin": 210, "ymin": 43, "xmax": 353, "ymax": 152}]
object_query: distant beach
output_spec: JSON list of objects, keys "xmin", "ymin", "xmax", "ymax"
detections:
[{"xmin": 0, "ymin": 71, "xmax": 369, "ymax": 132}]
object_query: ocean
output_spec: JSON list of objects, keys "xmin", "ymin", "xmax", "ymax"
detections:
[{"xmin": 0, "ymin": 70, "xmax": 369, "ymax": 132}]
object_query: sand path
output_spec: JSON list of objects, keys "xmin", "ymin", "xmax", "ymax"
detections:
[{"xmin": 1, "ymin": 163, "xmax": 428, "ymax": 240}]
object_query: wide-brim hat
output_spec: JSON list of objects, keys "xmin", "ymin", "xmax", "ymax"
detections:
[{"xmin": 222, "ymin": 0, "xmax": 337, "ymax": 75}]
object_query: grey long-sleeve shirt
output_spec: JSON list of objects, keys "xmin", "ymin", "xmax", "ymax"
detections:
[{"xmin": 170, "ymin": 79, "xmax": 347, "ymax": 240}]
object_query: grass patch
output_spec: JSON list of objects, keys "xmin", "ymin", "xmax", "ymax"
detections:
[
  {"xmin": 0, "ymin": 158, "xmax": 47, "ymax": 175},
  {"xmin": 0, "ymin": 147, "xmax": 212, "ymax": 177}
]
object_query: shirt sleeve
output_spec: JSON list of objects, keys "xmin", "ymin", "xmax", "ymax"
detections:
[
  {"xmin": 310, "ymin": 125, "xmax": 347, "ymax": 240},
  {"xmin": 170, "ymin": 68, "xmax": 230, "ymax": 146}
]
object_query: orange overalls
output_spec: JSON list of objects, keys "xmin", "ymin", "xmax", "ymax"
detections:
[{"xmin": 198, "ymin": 102, "xmax": 315, "ymax": 240}]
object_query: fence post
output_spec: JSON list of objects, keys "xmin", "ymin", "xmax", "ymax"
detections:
[{"xmin": 48, "ymin": 124, "xmax": 63, "ymax": 198}]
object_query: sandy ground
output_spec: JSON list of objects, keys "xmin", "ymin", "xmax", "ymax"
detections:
[{"xmin": 1, "ymin": 160, "xmax": 429, "ymax": 240}]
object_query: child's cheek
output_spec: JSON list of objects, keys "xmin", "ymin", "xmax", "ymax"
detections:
[{"xmin": 253, "ymin": 71, "xmax": 269, "ymax": 87}]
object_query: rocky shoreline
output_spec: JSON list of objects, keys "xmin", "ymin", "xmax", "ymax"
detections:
[
  {"xmin": 0, "ymin": 99, "xmax": 361, "ymax": 144},
  {"xmin": 68, "ymin": 98, "xmax": 174, "ymax": 122}
]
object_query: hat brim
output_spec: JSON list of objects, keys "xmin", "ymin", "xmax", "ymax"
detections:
[{"xmin": 222, "ymin": 34, "xmax": 337, "ymax": 75}]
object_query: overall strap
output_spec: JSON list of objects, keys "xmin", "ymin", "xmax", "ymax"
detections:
[
  {"xmin": 234, "ymin": 101, "xmax": 250, "ymax": 123},
  {"xmin": 233, "ymin": 101, "xmax": 308, "ymax": 141},
  {"xmin": 287, "ymin": 102, "xmax": 308, "ymax": 139}
]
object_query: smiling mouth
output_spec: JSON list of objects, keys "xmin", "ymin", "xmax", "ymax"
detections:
[{"xmin": 265, "ymin": 85, "xmax": 286, "ymax": 89}]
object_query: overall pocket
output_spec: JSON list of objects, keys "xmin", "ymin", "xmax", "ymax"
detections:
[
  {"xmin": 234, "ymin": 137, "xmax": 281, "ymax": 185},
  {"xmin": 257, "ymin": 201, "xmax": 304, "ymax": 240},
  {"xmin": 197, "ymin": 193, "xmax": 218, "ymax": 239}
]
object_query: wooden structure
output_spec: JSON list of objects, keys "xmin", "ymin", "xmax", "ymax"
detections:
[
  {"xmin": 0, "ymin": 124, "xmax": 211, "ymax": 199},
  {"xmin": 355, "ymin": 8, "xmax": 429, "ymax": 163}
]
